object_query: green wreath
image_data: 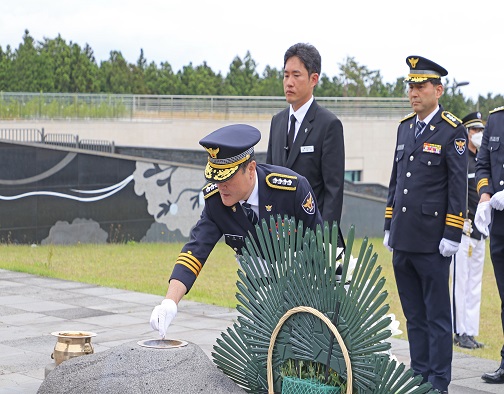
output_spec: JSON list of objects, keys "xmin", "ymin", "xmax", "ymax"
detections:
[{"xmin": 212, "ymin": 215, "xmax": 434, "ymax": 394}]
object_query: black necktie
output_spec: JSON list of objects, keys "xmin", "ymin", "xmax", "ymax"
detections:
[
  {"xmin": 287, "ymin": 114, "xmax": 296, "ymax": 156},
  {"xmin": 415, "ymin": 121, "xmax": 426, "ymax": 139},
  {"xmin": 242, "ymin": 202, "xmax": 258, "ymax": 226}
]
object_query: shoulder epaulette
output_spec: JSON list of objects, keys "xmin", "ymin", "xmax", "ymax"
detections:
[
  {"xmin": 400, "ymin": 112, "xmax": 416, "ymax": 123},
  {"xmin": 202, "ymin": 182, "xmax": 219, "ymax": 200},
  {"xmin": 265, "ymin": 173, "xmax": 298, "ymax": 191},
  {"xmin": 490, "ymin": 106, "xmax": 504, "ymax": 114},
  {"xmin": 441, "ymin": 111, "xmax": 462, "ymax": 128}
]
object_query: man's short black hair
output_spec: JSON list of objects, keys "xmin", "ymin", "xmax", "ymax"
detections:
[
  {"xmin": 238, "ymin": 154, "xmax": 255, "ymax": 172},
  {"xmin": 284, "ymin": 43, "xmax": 321, "ymax": 76}
]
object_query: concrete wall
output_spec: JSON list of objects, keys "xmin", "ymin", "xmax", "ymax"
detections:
[{"xmin": 1, "ymin": 116, "xmax": 399, "ymax": 186}]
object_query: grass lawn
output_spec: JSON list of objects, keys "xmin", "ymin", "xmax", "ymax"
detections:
[{"xmin": 0, "ymin": 237, "xmax": 500, "ymax": 361}]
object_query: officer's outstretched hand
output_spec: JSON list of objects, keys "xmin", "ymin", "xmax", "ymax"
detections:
[
  {"xmin": 150, "ymin": 299, "xmax": 177, "ymax": 338},
  {"xmin": 474, "ymin": 201, "xmax": 491, "ymax": 236},
  {"xmin": 490, "ymin": 190, "xmax": 504, "ymax": 211},
  {"xmin": 383, "ymin": 230, "xmax": 393, "ymax": 252},
  {"xmin": 439, "ymin": 238, "xmax": 459, "ymax": 257}
]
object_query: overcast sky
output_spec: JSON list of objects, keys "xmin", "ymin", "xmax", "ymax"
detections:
[{"xmin": 0, "ymin": 1, "xmax": 499, "ymax": 103}]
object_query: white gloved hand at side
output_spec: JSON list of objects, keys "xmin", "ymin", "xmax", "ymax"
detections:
[
  {"xmin": 439, "ymin": 238, "xmax": 460, "ymax": 257},
  {"xmin": 383, "ymin": 230, "xmax": 393, "ymax": 252},
  {"xmin": 490, "ymin": 190, "xmax": 504, "ymax": 211},
  {"xmin": 150, "ymin": 299, "xmax": 177, "ymax": 338},
  {"xmin": 474, "ymin": 201, "xmax": 491, "ymax": 236}
]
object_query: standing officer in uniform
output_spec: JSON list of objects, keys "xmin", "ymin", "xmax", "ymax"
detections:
[
  {"xmin": 150, "ymin": 124, "xmax": 323, "ymax": 338},
  {"xmin": 383, "ymin": 56, "xmax": 468, "ymax": 394},
  {"xmin": 474, "ymin": 106, "xmax": 504, "ymax": 384},
  {"xmin": 451, "ymin": 112, "xmax": 486, "ymax": 350},
  {"xmin": 267, "ymin": 42, "xmax": 345, "ymax": 229}
]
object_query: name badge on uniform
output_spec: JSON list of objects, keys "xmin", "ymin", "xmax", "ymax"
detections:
[
  {"xmin": 397, "ymin": 144, "xmax": 404, "ymax": 151},
  {"xmin": 300, "ymin": 145, "xmax": 314, "ymax": 153},
  {"xmin": 423, "ymin": 143, "xmax": 441, "ymax": 154},
  {"xmin": 490, "ymin": 136, "xmax": 500, "ymax": 142}
]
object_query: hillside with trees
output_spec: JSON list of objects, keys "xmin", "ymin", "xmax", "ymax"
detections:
[{"xmin": 1, "ymin": 30, "xmax": 503, "ymax": 116}]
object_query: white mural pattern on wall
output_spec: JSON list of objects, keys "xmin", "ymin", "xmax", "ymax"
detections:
[{"xmin": 133, "ymin": 162, "xmax": 206, "ymax": 237}]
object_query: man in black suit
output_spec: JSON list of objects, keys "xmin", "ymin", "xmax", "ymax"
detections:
[
  {"xmin": 150, "ymin": 124, "xmax": 323, "ymax": 338},
  {"xmin": 383, "ymin": 56, "xmax": 468, "ymax": 393},
  {"xmin": 266, "ymin": 43, "xmax": 345, "ymax": 229}
]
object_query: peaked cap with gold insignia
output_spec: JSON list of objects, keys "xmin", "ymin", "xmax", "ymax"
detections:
[
  {"xmin": 199, "ymin": 124, "xmax": 260, "ymax": 183},
  {"xmin": 461, "ymin": 111, "xmax": 485, "ymax": 129},
  {"xmin": 404, "ymin": 55, "xmax": 448, "ymax": 83}
]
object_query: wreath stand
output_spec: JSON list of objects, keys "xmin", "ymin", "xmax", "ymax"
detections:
[{"xmin": 267, "ymin": 306, "xmax": 353, "ymax": 394}]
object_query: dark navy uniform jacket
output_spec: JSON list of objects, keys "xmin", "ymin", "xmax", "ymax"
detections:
[
  {"xmin": 476, "ymin": 106, "xmax": 504, "ymax": 236},
  {"xmin": 384, "ymin": 106, "xmax": 468, "ymax": 252},
  {"xmin": 467, "ymin": 149, "xmax": 485, "ymax": 240},
  {"xmin": 170, "ymin": 164, "xmax": 323, "ymax": 292}
]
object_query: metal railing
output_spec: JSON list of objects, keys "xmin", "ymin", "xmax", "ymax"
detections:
[
  {"xmin": 0, "ymin": 128, "xmax": 115, "ymax": 153},
  {"xmin": 0, "ymin": 92, "xmax": 411, "ymax": 120},
  {"xmin": 0, "ymin": 128, "xmax": 43, "ymax": 142}
]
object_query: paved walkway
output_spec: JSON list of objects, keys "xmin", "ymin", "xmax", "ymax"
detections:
[{"xmin": 0, "ymin": 269, "xmax": 501, "ymax": 393}]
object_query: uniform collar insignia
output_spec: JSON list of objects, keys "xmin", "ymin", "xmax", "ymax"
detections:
[{"xmin": 265, "ymin": 205, "xmax": 272, "ymax": 212}]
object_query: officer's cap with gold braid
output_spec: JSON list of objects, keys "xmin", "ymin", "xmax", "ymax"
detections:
[
  {"xmin": 404, "ymin": 55, "xmax": 448, "ymax": 83},
  {"xmin": 461, "ymin": 112, "xmax": 485, "ymax": 130},
  {"xmin": 199, "ymin": 124, "xmax": 261, "ymax": 183}
]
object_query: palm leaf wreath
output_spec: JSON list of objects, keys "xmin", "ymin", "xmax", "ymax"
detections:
[{"xmin": 212, "ymin": 215, "xmax": 434, "ymax": 393}]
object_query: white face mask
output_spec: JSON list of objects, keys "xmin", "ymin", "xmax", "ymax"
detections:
[{"xmin": 471, "ymin": 132, "xmax": 483, "ymax": 149}]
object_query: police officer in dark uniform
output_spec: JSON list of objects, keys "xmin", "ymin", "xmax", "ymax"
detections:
[
  {"xmin": 383, "ymin": 56, "xmax": 468, "ymax": 393},
  {"xmin": 474, "ymin": 106, "xmax": 504, "ymax": 384},
  {"xmin": 150, "ymin": 124, "xmax": 323, "ymax": 338},
  {"xmin": 451, "ymin": 112, "xmax": 486, "ymax": 350}
]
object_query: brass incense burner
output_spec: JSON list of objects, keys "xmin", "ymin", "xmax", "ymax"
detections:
[{"xmin": 50, "ymin": 331, "xmax": 97, "ymax": 365}]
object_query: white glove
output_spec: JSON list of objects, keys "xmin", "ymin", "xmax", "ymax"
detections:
[
  {"xmin": 463, "ymin": 219, "xmax": 473, "ymax": 236},
  {"xmin": 474, "ymin": 201, "xmax": 491, "ymax": 236},
  {"xmin": 490, "ymin": 190, "xmax": 504, "ymax": 211},
  {"xmin": 150, "ymin": 299, "xmax": 177, "ymax": 338},
  {"xmin": 383, "ymin": 230, "xmax": 393, "ymax": 252},
  {"xmin": 439, "ymin": 238, "xmax": 460, "ymax": 257}
]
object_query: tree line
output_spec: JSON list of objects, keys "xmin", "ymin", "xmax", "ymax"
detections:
[{"xmin": 1, "ymin": 30, "xmax": 503, "ymax": 117}]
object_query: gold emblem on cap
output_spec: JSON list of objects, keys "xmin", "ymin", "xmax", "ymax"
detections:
[
  {"xmin": 408, "ymin": 57, "xmax": 419, "ymax": 68},
  {"xmin": 205, "ymin": 147, "xmax": 220, "ymax": 159}
]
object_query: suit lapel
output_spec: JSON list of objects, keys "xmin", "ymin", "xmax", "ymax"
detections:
[
  {"xmin": 257, "ymin": 167, "xmax": 273, "ymax": 223},
  {"xmin": 228, "ymin": 203, "xmax": 253, "ymax": 232},
  {"xmin": 404, "ymin": 120, "xmax": 416, "ymax": 155},
  {"xmin": 278, "ymin": 111, "xmax": 290, "ymax": 166}
]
